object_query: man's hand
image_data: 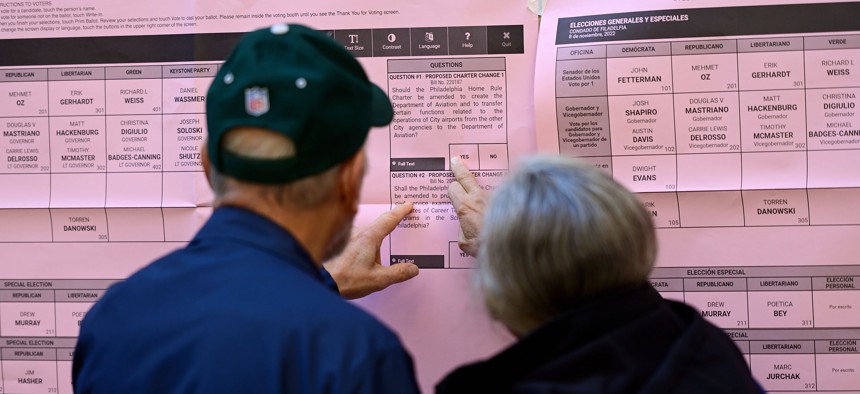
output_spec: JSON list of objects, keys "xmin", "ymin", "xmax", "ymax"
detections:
[
  {"xmin": 447, "ymin": 157, "xmax": 486, "ymax": 257},
  {"xmin": 324, "ymin": 203, "xmax": 419, "ymax": 299}
]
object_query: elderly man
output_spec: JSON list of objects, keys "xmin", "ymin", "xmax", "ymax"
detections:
[
  {"xmin": 73, "ymin": 24, "xmax": 420, "ymax": 393},
  {"xmin": 441, "ymin": 156, "xmax": 763, "ymax": 393}
]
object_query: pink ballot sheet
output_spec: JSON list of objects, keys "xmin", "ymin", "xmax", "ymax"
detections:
[
  {"xmin": 535, "ymin": 0, "xmax": 860, "ymax": 392},
  {"xmin": 0, "ymin": 0, "xmax": 537, "ymax": 392},
  {"xmin": 6, "ymin": 0, "xmax": 860, "ymax": 391}
]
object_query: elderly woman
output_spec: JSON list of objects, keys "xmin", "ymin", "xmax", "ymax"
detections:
[{"xmin": 439, "ymin": 155, "xmax": 763, "ymax": 393}]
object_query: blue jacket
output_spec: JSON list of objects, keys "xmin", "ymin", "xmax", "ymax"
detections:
[
  {"xmin": 73, "ymin": 206, "xmax": 419, "ymax": 394},
  {"xmin": 437, "ymin": 284, "xmax": 764, "ymax": 394}
]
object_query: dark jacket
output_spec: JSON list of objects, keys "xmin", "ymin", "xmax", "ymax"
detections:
[
  {"xmin": 437, "ymin": 284, "xmax": 763, "ymax": 394},
  {"xmin": 73, "ymin": 207, "xmax": 419, "ymax": 394}
]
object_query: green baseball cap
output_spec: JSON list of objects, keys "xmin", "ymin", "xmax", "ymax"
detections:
[{"xmin": 206, "ymin": 23, "xmax": 393, "ymax": 184}]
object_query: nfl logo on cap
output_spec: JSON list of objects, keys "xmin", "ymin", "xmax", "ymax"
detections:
[{"xmin": 245, "ymin": 87, "xmax": 270, "ymax": 116}]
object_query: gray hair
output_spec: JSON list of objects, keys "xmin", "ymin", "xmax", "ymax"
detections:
[
  {"xmin": 208, "ymin": 127, "xmax": 339, "ymax": 208},
  {"xmin": 476, "ymin": 155, "xmax": 657, "ymax": 335}
]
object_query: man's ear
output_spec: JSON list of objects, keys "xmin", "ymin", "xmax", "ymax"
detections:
[
  {"xmin": 201, "ymin": 141, "xmax": 213, "ymax": 188},
  {"xmin": 338, "ymin": 149, "xmax": 366, "ymax": 213}
]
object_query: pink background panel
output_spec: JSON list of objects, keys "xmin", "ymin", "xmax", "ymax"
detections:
[
  {"xmin": 58, "ymin": 360, "xmax": 74, "ymax": 394},
  {"xmin": 683, "ymin": 291, "xmax": 749, "ymax": 329},
  {"xmin": 611, "ymin": 155, "xmax": 676, "ymax": 193},
  {"xmin": 48, "ymin": 80, "xmax": 106, "ymax": 116},
  {"xmin": 162, "ymin": 207, "xmax": 211, "ymax": 242},
  {"xmin": 677, "ymin": 153, "xmax": 741, "ymax": 191},
  {"xmin": 808, "ymin": 150, "xmax": 860, "ymax": 188},
  {"xmin": 0, "ymin": 209, "xmax": 51, "ymax": 242},
  {"xmin": 0, "ymin": 174, "xmax": 49, "ymax": 208},
  {"xmin": 162, "ymin": 172, "xmax": 212, "ymax": 208},
  {"xmin": 355, "ymin": 269, "xmax": 513, "ymax": 394},
  {"xmin": 741, "ymin": 151, "xmax": 807, "ymax": 190},
  {"xmin": 50, "ymin": 174, "xmax": 106, "ymax": 208},
  {"xmin": 808, "ymin": 188, "xmax": 860, "ymax": 225},
  {"xmin": 750, "ymin": 354, "xmax": 817, "ymax": 391},
  {"xmin": 815, "ymin": 354, "xmax": 860, "ymax": 390},
  {"xmin": 742, "ymin": 189, "xmax": 810, "ymax": 227},
  {"xmin": 672, "ymin": 53, "xmax": 739, "ymax": 94},
  {"xmin": 106, "ymin": 208, "xmax": 165, "ymax": 242},
  {"xmin": 50, "ymin": 209, "xmax": 109, "ymax": 242},
  {"xmin": 58, "ymin": 361, "xmax": 74, "ymax": 394},
  {"xmin": 606, "ymin": 56, "xmax": 673, "ymax": 95},
  {"xmin": 737, "ymin": 51, "xmax": 805, "ymax": 91},
  {"xmin": 677, "ymin": 191, "xmax": 744, "ymax": 227},
  {"xmin": 105, "ymin": 173, "xmax": 162, "ymax": 208},
  {"xmin": 361, "ymin": 124, "xmax": 396, "ymax": 205},
  {"xmin": 608, "ymin": 94, "xmax": 676, "ymax": 156},
  {"xmin": 0, "ymin": 81, "xmax": 48, "ymax": 117},
  {"xmin": 747, "ymin": 291, "xmax": 814, "ymax": 328},
  {"xmin": 804, "ymin": 49, "xmax": 860, "ymax": 89},
  {"xmin": 812, "ymin": 291, "xmax": 860, "ymax": 328}
]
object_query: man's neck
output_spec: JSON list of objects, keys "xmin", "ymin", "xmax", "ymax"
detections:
[{"xmin": 217, "ymin": 198, "xmax": 340, "ymax": 266}]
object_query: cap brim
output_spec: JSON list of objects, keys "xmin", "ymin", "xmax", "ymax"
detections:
[{"xmin": 369, "ymin": 83, "xmax": 394, "ymax": 127}]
